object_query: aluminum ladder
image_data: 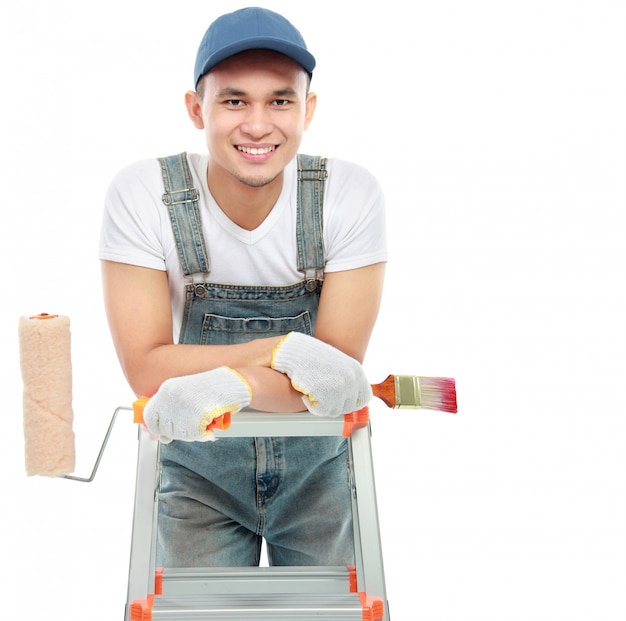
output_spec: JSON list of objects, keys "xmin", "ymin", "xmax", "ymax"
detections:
[{"xmin": 124, "ymin": 406, "xmax": 390, "ymax": 621}]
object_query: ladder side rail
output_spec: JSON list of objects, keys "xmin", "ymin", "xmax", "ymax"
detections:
[
  {"xmin": 349, "ymin": 422, "xmax": 390, "ymax": 621},
  {"xmin": 125, "ymin": 425, "xmax": 161, "ymax": 621}
]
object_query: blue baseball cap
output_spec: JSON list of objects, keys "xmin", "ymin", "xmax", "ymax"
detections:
[{"xmin": 194, "ymin": 7, "xmax": 316, "ymax": 88}]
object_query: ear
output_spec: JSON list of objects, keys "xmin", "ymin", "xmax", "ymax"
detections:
[
  {"xmin": 184, "ymin": 90, "xmax": 205, "ymax": 129},
  {"xmin": 303, "ymin": 91, "xmax": 317, "ymax": 131}
]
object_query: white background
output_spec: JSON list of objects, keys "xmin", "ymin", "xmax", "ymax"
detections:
[{"xmin": 1, "ymin": 1, "xmax": 624, "ymax": 619}]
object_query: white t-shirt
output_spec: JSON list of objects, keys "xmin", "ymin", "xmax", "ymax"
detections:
[{"xmin": 99, "ymin": 153, "xmax": 387, "ymax": 335}]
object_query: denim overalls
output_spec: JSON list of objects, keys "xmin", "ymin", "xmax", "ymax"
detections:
[{"xmin": 156, "ymin": 153, "xmax": 354, "ymax": 567}]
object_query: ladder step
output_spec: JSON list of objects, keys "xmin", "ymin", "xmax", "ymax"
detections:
[
  {"xmin": 159, "ymin": 565, "xmax": 357, "ymax": 595},
  {"xmin": 131, "ymin": 593, "xmax": 384, "ymax": 621}
]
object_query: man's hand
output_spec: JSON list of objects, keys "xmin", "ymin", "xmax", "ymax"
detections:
[
  {"xmin": 270, "ymin": 332, "xmax": 372, "ymax": 417},
  {"xmin": 143, "ymin": 366, "xmax": 252, "ymax": 442}
]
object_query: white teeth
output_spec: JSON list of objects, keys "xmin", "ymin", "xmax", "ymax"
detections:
[{"xmin": 237, "ymin": 146, "xmax": 275, "ymax": 155}]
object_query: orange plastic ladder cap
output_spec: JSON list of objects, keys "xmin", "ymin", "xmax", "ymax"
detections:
[
  {"xmin": 129, "ymin": 594, "xmax": 154, "ymax": 621},
  {"xmin": 342, "ymin": 406, "xmax": 370, "ymax": 437},
  {"xmin": 207, "ymin": 411, "xmax": 232, "ymax": 431},
  {"xmin": 358, "ymin": 592, "xmax": 384, "ymax": 621},
  {"xmin": 347, "ymin": 565, "xmax": 357, "ymax": 592},
  {"xmin": 154, "ymin": 567, "xmax": 164, "ymax": 595},
  {"xmin": 132, "ymin": 396, "xmax": 150, "ymax": 425}
]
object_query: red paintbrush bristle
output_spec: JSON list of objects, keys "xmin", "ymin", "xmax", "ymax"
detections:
[{"xmin": 419, "ymin": 377, "xmax": 457, "ymax": 413}]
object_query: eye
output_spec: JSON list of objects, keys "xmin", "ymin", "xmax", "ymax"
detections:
[
  {"xmin": 227, "ymin": 99, "xmax": 244, "ymax": 107},
  {"xmin": 273, "ymin": 99, "xmax": 290, "ymax": 107}
]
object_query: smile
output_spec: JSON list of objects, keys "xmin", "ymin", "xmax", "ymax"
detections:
[{"xmin": 236, "ymin": 146, "xmax": 276, "ymax": 155}]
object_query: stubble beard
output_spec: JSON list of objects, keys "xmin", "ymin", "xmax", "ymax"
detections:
[{"xmin": 234, "ymin": 171, "xmax": 281, "ymax": 188}]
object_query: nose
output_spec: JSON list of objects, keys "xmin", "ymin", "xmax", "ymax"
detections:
[{"xmin": 240, "ymin": 105, "xmax": 273, "ymax": 138}]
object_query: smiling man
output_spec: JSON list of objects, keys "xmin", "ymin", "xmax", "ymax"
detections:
[{"xmin": 99, "ymin": 7, "xmax": 387, "ymax": 568}]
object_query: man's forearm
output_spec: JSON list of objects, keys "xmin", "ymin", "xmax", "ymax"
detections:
[
  {"xmin": 236, "ymin": 366, "xmax": 306, "ymax": 413},
  {"xmin": 123, "ymin": 337, "xmax": 281, "ymax": 398}
]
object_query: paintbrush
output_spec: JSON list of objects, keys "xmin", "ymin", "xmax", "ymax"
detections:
[{"xmin": 371, "ymin": 374, "xmax": 457, "ymax": 413}]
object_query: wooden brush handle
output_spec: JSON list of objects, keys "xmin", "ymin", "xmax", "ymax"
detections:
[{"xmin": 371, "ymin": 374, "xmax": 396, "ymax": 408}]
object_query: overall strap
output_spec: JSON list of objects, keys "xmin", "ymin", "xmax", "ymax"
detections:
[
  {"xmin": 296, "ymin": 154, "xmax": 327, "ymax": 292},
  {"xmin": 158, "ymin": 152, "xmax": 210, "ymax": 277},
  {"xmin": 158, "ymin": 152, "xmax": 326, "ymax": 284}
]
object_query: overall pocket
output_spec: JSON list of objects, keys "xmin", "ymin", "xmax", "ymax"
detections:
[{"xmin": 198, "ymin": 311, "xmax": 313, "ymax": 345}]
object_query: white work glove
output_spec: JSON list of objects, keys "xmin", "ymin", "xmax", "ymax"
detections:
[
  {"xmin": 143, "ymin": 366, "xmax": 252, "ymax": 443},
  {"xmin": 270, "ymin": 332, "xmax": 372, "ymax": 417}
]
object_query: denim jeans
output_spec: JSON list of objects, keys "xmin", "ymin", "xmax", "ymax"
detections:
[
  {"xmin": 158, "ymin": 435, "xmax": 354, "ymax": 566},
  {"xmin": 156, "ymin": 153, "xmax": 354, "ymax": 568}
]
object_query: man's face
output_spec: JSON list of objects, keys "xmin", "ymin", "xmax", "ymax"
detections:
[{"xmin": 189, "ymin": 50, "xmax": 316, "ymax": 191}]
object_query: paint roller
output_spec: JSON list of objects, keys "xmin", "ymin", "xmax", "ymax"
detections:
[
  {"xmin": 18, "ymin": 313, "xmax": 129, "ymax": 482},
  {"xmin": 18, "ymin": 313, "xmax": 76, "ymax": 477}
]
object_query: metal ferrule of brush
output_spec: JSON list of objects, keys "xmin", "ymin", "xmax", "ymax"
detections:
[{"xmin": 393, "ymin": 375, "xmax": 422, "ymax": 409}]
